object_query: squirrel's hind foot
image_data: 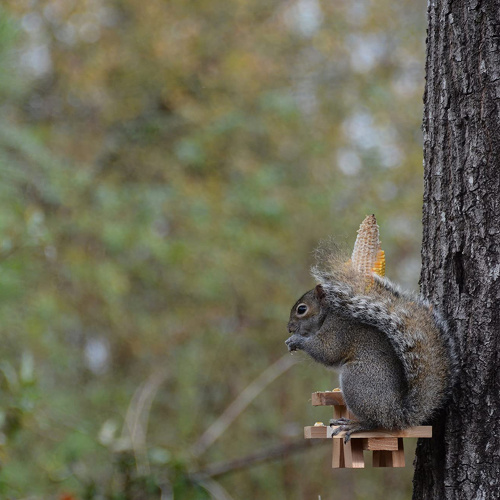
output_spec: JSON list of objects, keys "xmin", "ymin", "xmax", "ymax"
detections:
[
  {"xmin": 329, "ymin": 417, "xmax": 351, "ymax": 425},
  {"xmin": 329, "ymin": 418, "xmax": 374, "ymax": 443}
]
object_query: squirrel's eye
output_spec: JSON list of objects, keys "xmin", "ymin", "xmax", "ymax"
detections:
[{"xmin": 296, "ymin": 304, "xmax": 308, "ymax": 316}]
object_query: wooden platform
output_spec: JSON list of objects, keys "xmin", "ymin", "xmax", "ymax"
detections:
[
  {"xmin": 304, "ymin": 425, "xmax": 432, "ymax": 439},
  {"xmin": 304, "ymin": 391, "xmax": 432, "ymax": 468}
]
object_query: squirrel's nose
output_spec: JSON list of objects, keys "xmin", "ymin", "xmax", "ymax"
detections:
[{"xmin": 287, "ymin": 322, "xmax": 296, "ymax": 334}]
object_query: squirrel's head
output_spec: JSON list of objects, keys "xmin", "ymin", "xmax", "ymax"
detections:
[{"xmin": 285, "ymin": 285, "xmax": 328, "ymax": 352}]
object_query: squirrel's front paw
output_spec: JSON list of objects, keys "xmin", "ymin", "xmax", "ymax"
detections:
[{"xmin": 285, "ymin": 334, "xmax": 303, "ymax": 352}]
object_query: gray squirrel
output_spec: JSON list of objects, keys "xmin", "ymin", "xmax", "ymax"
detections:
[{"xmin": 285, "ymin": 216, "xmax": 457, "ymax": 442}]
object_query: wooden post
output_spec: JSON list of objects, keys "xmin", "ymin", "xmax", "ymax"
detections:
[
  {"xmin": 343, "ymin": 438, "xmax": 365, "ymax": 468},
  {"xmin": 331, "ymin": 394, "xmax": 362, "ymax": 468},
  {"xmin": 373, "ymin": 438, "xmax": 405, "ymax": 467}
]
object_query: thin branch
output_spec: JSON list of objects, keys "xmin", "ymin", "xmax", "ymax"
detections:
[
  {"xmin": 190, "ymin": 438, "xmax": 328, "ymax": 480},
  {"xmin": 196, "ymin": 477, "xmax": 235, "ymax": 500},
  {"xmin": 122, "ymin": 368, "xmax": 168, "ymax": 475},
  {"xmin": 191, "ymin": 354, "xmax": 298, "ymax": 457}
]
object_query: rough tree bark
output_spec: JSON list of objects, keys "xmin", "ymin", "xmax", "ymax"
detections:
[{"xmin": 414, "ymin": 0, "xmax": 500, "ymax": 499}]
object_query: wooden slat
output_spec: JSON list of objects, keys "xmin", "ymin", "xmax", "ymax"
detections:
[
  {"xmin": 364, "ymin": 437, "xmax": 398, "ymax": 451},
  {"xmin": 344, "ymin": 438, "xmax": 365, "ymax": 468},
  {"xmin": 331, "ymin": 402, "xmax": 348, "ymax": 469},
  {"xmin": 311, "ymin": 391, "xmax": 345, "ymax": 406},
  {"xmin": 393, "ymin": 438, "xmax": 405, "ymax": 467},
  {"xmin": 332, "ymin": 439, "xmax": 345, "ymax": 468},
  {"xmin": 305, "ymin": 426, "xmax": 329, "ymax": 439},
  {"xmin": 372, "ymin": 439, "xmax": 405, "ymax": 467},
  {"xmin": 333, "ymin": 405, "xmax": 345, "ymax": 419},
  {"xmin": 304, "ymin": 425, "xmax": 432, "ymax": 439}
]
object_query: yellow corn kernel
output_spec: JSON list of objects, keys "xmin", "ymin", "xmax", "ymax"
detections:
[
  {"xmin": 314, "ymin": 422, "xmax": 325, "ymax": 426},
  {"xmin": 372, "ymin": 249, "xmax": 386, "ymax": 277}
]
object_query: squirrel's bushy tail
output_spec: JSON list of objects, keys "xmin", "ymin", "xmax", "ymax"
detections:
[{"xmin": 312, "ymin": 252, "xmax": 458, "ymax": 427}]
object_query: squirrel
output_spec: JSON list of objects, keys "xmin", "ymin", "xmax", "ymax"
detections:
[{"xmin": 285, "ymin": 215, "xmax": 458, "ymax": 442}]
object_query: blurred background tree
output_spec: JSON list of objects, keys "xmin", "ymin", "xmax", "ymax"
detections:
[{"xmin": 0, "ymin": 0, "xmax": 425, "ymax": 498}]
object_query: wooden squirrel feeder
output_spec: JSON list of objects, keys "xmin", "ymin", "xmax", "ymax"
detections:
[{"xmin": 304, "ymin": 390, "xmax": 432, "ymax": 468}]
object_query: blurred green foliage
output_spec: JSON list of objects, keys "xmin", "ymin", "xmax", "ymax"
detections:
[{"xmin": 0, "ymin": 0, "xmax": 425, "ymax": 498}]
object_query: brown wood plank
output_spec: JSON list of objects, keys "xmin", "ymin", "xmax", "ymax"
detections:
[
  {"xmin": 304, "ymin": 426, "xmax": 328, "ymax": 439},
  {"xmin": 344, "ymin": 438, "xmax": 365, "ymax": 468},
  {"xmin": 304, "ymin": 425, "xmax": 433, "ymax": 439},
  {"xmin": 392, "ymin": 438, "xmax": 405, "ymax": 467},
  {"xmin": 372, "ymin": 439, "xmax": 405, "ymax": 467},
  {"xmin": 311, "ymin": 391, "xmax": 345, "ymax": 406},
  {"xmin": 333, "ymin": 404, "xmax": 347, "ymax": 419},
  {"xmin": 365, "ymin": 437, "xmax": 399, "ymax": 451},
  {"xmin": 332, "ymin": 439, "xmax": 345, "ymax": 468}
]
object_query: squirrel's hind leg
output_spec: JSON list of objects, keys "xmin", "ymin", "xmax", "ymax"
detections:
[{"xmin": 329, "ymin": 419, "xmax": 375, "ymax": 444}]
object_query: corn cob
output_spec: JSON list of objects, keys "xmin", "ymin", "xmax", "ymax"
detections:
[{"xmin": 351, "ymin": 215, "xmax": 386, "ymax": 287}]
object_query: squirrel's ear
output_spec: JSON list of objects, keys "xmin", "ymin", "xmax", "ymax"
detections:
[{"xmin": 315, "ymin": 284, "xmax": 326, "ymax": 301}]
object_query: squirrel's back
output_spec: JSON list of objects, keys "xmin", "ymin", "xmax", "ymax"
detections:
[{"xmin": 311, "ymin": 257, "xmax": 457, "ymax": 427}]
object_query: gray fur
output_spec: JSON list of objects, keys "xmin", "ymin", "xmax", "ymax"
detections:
[{"xmin": 286, "ymin": 264, "xmax": 458, "ymax": 441}]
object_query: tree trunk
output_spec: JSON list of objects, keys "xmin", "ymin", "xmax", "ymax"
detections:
[{"xmin": 414, "ymin": 0, "xmax": 500, "ymax": 498}]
